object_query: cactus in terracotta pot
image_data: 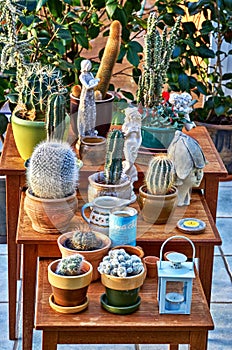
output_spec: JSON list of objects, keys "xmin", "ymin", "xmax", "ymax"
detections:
[
  {"xmin": 145, "ymin": 154, "xmax": 175, "ymax": 195},
  {"xmin": 67, "ymin": 229, "xmax": 102, "ymax": 251},
  {"xmin": 26, "ymin": 140, "xmax": 79, "ymax": 199},
  {"xmin": 55, "ymin": 254, "xmax": 84, "ymax": 276},
  {"xmin": 104, "ymin": 129, "xmax": 124, "ymax": 185}
]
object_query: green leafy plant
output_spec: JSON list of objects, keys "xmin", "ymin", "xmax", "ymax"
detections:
[{"xmin": 155, "ymin": 0, "xmax": 232, "ymax": 123}]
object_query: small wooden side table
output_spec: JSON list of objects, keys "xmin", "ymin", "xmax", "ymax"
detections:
[
  {"xmin": 35, "ymin": 259, "xmax": 214, "ymax": 350},
  {"xmin": 17, "ymin": 190, "xmax": 220, "ymax": 350}
]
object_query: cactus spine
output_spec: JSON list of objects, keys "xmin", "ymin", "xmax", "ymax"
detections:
[
  {"xmin": 55, "ymin": 254, "xmax": 83, "ymax": 276},
  {"xmin": 104, "ymin": 129, "xmax": 124, "ymax": 185},
  {"xmin": 17, "ymin": 63, "xmax": 65, "ymax": 121},
  {"xmin": 137, "ymin": 14, "xmax": 181, "ymax": 108},
  {"xmin": 145, "ymin": 155, "xmax": 174, "ymax": 195},
  {"xmin": 95, "ymin": 20, "xmax": 122, "ymax": 100},
  {"xmin": 68, "ymin": 230, "xmax": 102, "ymax": 251},
  {"xmin": 27, "ymin": 141, "xmax": 79, "ymax": 199},
  {"xmin": 46, "ymin": 92, "xmax": 66, "ymax": 141}
]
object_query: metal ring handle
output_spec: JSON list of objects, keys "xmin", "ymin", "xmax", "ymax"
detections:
[{"xmin": 159, "ymin": 235, "xmax": 195, "ymax": 270}]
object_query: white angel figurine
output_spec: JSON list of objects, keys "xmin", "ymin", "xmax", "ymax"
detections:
[
  {"xmin": 122, "ymin": 107, "xmax": 142, "ymax": 183},
  {"xmin": 167, "ymin": 130, "xmax": 208, "ymax": 206}
]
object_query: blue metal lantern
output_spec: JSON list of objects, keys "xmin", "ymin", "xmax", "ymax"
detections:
[{"xmin": 157, "ymin": 236, "xmax": 195, "ymax": 314}]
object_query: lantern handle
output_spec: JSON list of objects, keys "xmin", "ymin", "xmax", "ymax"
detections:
[{"xmin": 159, "ymin": 235, "xmax": 195, "ymax": 270}]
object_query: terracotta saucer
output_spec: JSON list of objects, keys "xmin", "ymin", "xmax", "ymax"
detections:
[{"xmin": 49, "ymin": 294, "xmax": 89, "ymax": 314}]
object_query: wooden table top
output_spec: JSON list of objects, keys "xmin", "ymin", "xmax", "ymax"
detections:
[
  {"xmin": 0, "ymin": 124, "xmax": 228, "ymax": 178},
  {"xmin": 35, "ymin": 259, "xmax": 214, "ymax": 332},
  {"xmin": 17, "ymin": 189, "xmax": 221, "ymax": 247}
]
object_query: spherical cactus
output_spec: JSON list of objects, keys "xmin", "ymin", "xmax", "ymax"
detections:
[
  {"xmin": 26, "ymin": 141, "xmax": 79, "ymax": 199},
  {"xmin": 104, "ymin": 129, "xmax": 124, "ymax": 185},
  {"xmin": 46, "ymin": 92, "xmax": 67, "ymax": 141},
  {"xmin": 95, "ymin": 20, "xmax": 122, "ymax": 99},
  {"xmin": 55, "ymin": 254, "xmax": 83, "ymax": 276},
  {"xmin": 68, "ymin": 230, "xmax": 102, "ymax": 251},
  {"xmin": 98, "ymin": 249, "xmax": 144, "ymax": 277},
  {"xmin": 145, "ymin": 154, "xmax": 174, "ymax": 195}
]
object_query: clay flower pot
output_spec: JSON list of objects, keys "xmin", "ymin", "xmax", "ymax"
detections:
[
  {"xmin": 138, "ymin": 185, "xmax": 178, "ymax": 224},
  {"xmin": 48, "ymin": 259, "xmax": 93, "ymax": 311},
  {"xmin": 87, "ymin": 171, "xmax": 133, "ymax": 203},
  {"xmin": 143, "ymin": 256, "xmax": 160, "ymax": 278},
  {"xmin": 77, "ymin": 135, "xmax": 106, "ymax": 166},
  {"xmin": 57, "ymin": 231, "xmax": 111, "ymax": 281},
  {"xmin": 24, "ymin": 189, "xmax": 78, "ymax": 234},
  {"xmin": 101, "ymin": 266, "xmax": 146, "ymax": 307}
]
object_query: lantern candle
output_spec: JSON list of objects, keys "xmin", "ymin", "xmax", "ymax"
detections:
[{"xmin": 165, "ymin": 292, "xmax": 184, "ymax": 310}]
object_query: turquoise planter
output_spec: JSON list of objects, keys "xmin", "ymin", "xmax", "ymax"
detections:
[{"xmin": 141, "ymin": 126, "xmax": 176, "ymax": 149}]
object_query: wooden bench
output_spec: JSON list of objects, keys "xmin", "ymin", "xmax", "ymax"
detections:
[{"xmin": 35, "ymin": 259, "xmax": 214, "ymax": 350}]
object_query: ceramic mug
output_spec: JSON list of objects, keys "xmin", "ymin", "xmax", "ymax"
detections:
[
  {"xmin": 109, "ymin": 207, "xmax": 138, "ymax": 247},
  {"xmin": 81, "ymin": 196, "xmax": 130, "ymax": 236}
]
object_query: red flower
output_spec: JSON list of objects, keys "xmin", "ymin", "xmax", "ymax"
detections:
[{"xmin": 162, "ymin": 91, "xmax": 170, "ymax": 102}]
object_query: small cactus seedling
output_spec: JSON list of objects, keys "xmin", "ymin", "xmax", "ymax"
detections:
[
  {"xmin": 55, "ymin": 254, "xmax": 84, "ymax": 276},
  {"xmin": 26, "ymin": 140, "xmax": 79, "ymax": 199},
  {"xmin": 104, "ymin": 129, "xmax": 124, "ymax": 185},
  {"xmin": 145, "ymin": 155, "xmax": 175, "ymax": 195},
  {"xmin": 98, "ymin": 249, "xmax": 144, "ymax": 277},
  {"xmin": 66, "ymin": 228, "xmax": 102, "ymax": 251}
]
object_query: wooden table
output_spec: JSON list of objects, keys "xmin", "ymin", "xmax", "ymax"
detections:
[
  {"xmin": 0, "ymin": 124, "xmax": 226, "ymax": 341},
  {"xmin": 17, "ymin": 189, "xmax": 221, "ymax": 350},
  {"xmin": 35, "ymin": 259, "xmax": 214, "ymax": 350}
]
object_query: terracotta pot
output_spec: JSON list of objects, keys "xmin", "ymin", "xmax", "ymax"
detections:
[
  {"xmin": 112, "ymin": 245, "xmax": 144, "ymax": 259},
  {"xmin": 24, "ymin": 189, "xmax": 78, "ymax": 234},
  {"xmin": 48, "ymin": 259, "xmax": 92, "ymax": 308},
  {"xmin": 143, "ymin": 256, "xmax": 160, "ymax": 278},
  {"xmin": 77, "ymin": 135, "xmax": 106, "ymax": 165},
  {"xmin": 138, "ymin": 185, "xmax": 178, "ymax": 224},
  {"xmin": 87, "ymin": 171, "xmax": 133, "ymax": 203},
  {"xmin": 57, "ymin": 231, "xmax": 111, "ymax": 281},
  {"xmin": 70, "ymin": 92, "xmax": 114, "ymax": 137}
]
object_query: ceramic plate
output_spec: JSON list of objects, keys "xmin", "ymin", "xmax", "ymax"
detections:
[
  {"xmin": 176, "ymin": 218, "xmax": 206, "ymax": 234},
  {"xmin": 100, "ymin": 293, "xmax": 141, "ymax": 315}
]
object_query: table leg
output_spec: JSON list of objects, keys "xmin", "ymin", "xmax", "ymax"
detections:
[
  {"xmin": 42, "ymin": 331, "xmax": 58, "ymax": 350},
  {"xmin": 198, "ymin": 246, "xmax": 214, "ymax": 305},
  {"xmin": 6, "ymin": 175, "xmax": 20, "ymax": 340},
  {"xmin": 169, "ymin": 345, "xmax": 179, "ymax": 350},
  {"xmin": 190, "ymin": 331, "xmax": 208, "ymax": 350},
  {"xmin": 204, "ymin": 177, "xmax": 219, "ymax": 222},
  {"xmin": 22, "ymin": 244, "xmax": 38, "ymax": 350}
]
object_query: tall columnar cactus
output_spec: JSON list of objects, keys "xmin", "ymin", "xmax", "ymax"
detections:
[
  {"xmin": 104, "ymin": 129, "xmax": 124, "ymax": 185},
  {"xmin": 17, "ymin": 63, "xmax": 65, "ymax": 121},
  {"xmin": 68, "ymin": 230, "xmax": 102, "ymax": 251},
  {"xmin": 26, "ymin": 141, "xmax": 79, "ymax": 199},
  {"xmin": 95, "ymin": 20, "xmax": 122, "ymax": 100},
  {"xmin": 55, "ymin": 254, "xmax": 83, "ymax": 276},
  {"xmin": 137, "ymin": 14, "xmax": 181, "ymax": 108},
  {"xmin": 46, "ymin": 92, "xmax": 66, "ymax": 141},
  {"xmin": 145, "ymin": 155, "xmax": 174, "ymax": 195}
]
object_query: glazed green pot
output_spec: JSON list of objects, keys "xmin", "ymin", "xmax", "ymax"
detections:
[
  {"xmin": 105, "ymin": 286, "xmax": 140, "ymax": 307},
  {"xmin": 141, "ymin": 126, "xmax": 176, "ymax": 149},
  {"xmin": 11, "ymin": 113, "xmax": 46, "ymax": 161},
  {"xmin": 11, "ymin": 112, "xmax": 70, "ymax": 161}
]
